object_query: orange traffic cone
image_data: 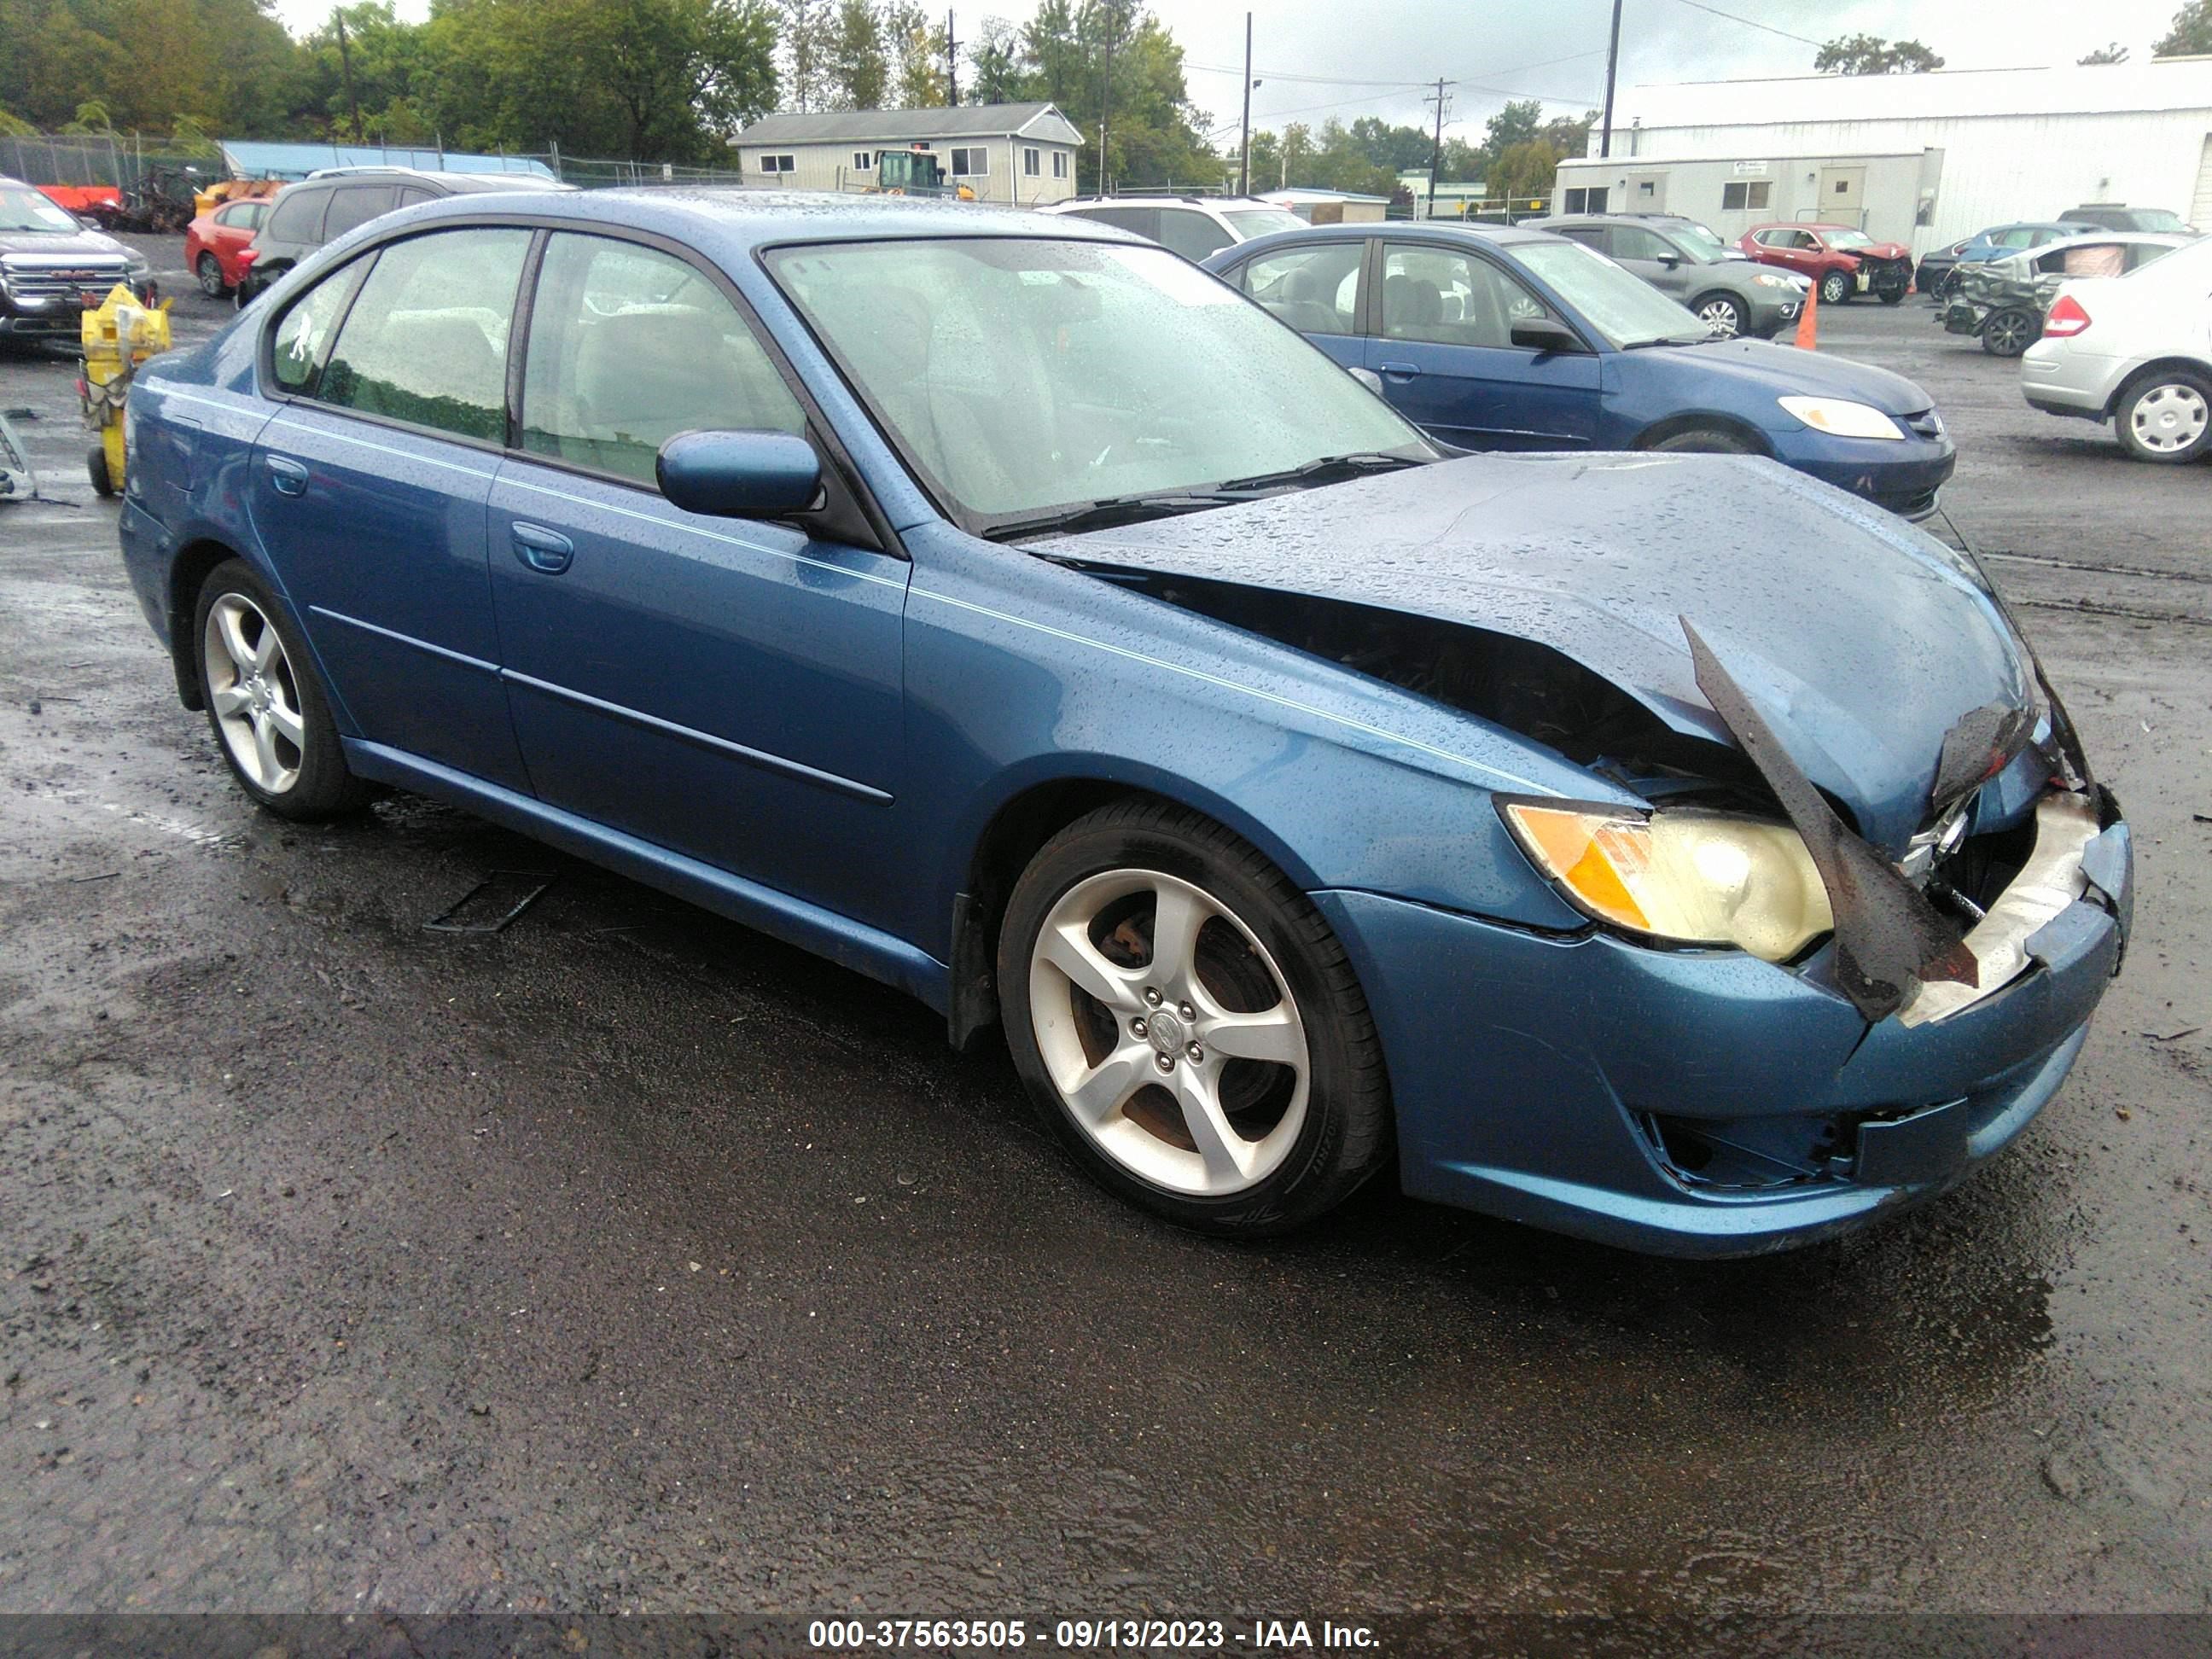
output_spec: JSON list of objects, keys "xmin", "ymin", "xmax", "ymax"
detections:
[{"xmin": 1794, "ymin": 279, "xmax": 1819, "ymax": 350}]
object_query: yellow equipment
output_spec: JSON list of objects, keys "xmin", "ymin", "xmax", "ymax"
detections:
[{"xmin": 79, "ymin": 283, "xmax": 173, "ymax": 498}]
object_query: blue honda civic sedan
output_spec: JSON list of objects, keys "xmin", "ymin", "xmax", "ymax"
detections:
[
  {"xmin": 116, "ymin": 189, "xmax": 2128, "ymax": 1255},
  {"xmin": 1202, "ymin": 222, "xmax": 1957, "ymax": 520}
]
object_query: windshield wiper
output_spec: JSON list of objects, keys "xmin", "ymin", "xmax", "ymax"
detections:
[
  {"xmin": 980, "ymin": 492, "xmax": 1233, "ymax": 543},
  {"xmin": 1214, "ymin": 451, "xmax": 1423, "ymax": 492}
]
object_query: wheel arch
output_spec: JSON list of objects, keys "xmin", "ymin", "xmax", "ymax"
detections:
[
  {"xmin": 2104, "ymin": 355, "xmax": 2212, "ymax": 418},
  {"xmin": 943, "ymin": 765, "xmax": 1333, "ymax": 1051},
  {"xmin": 1631, "ymin": 411, "xmax": 1774, "ymax": 455},
  {"xmin": 165, "ymin": 537, "xmax": 247, "ymax": 709}
]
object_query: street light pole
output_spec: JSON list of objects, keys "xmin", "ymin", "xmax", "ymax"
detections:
[
  {"xmin": 1600, "ymin": 0, "xmax": 1624, "ymax": 159},
  {"xmin": 1238, "ymin": 12, "xmax": 1253, "ymax": 197}
]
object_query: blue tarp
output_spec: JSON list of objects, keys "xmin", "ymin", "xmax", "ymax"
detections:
[{"xmin": 218, "ymin": 140, "xmax": 558, "ymax": 182}]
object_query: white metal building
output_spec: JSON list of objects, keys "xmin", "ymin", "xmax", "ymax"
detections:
[
  {"xmin": 1554, "ymin": 58, "xmax": 2212, "ymax": 253},
  {"xmin": 728, "ymin": 102, "xmax": 1082, "ymax": 207}
]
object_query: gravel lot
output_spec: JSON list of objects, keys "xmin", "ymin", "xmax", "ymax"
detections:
[{"xmin": 2, "ymin": 235, "xmax": 2208, "ymax": 1628}]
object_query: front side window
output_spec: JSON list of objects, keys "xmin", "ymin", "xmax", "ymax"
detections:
[
  {"xmin": 1154, "ymin": 207, "xmax": 1234, "ymax": 261},
  {"xmin": 768, "ymin": 237, "xmax": 1427, "ymax": 522},
  {"xmin": 269, "ymin": 259, "xmax": 368, "ymax": 394},
  {"xmin": 315, "ymin": 227, "xmax": 531, "ymax": 440},
  {"xmin": 1610, "ymin": 224, "xmax": 1674, "ymax": 261},
  {"xmin": 1382, "ymin": 244, "xmax": 1551, "ymax": 348},
  {"xmin": 521, "ymin": 233, "xmax": 803, "ymax": 487},
  {"xmin": 950, "ymin": 147, "xmax": 989, "ymax": 178},
  {"xmin": 1023, "ymin": 147, "xmax": 1040, "ymax": 177},
  {"xmin": 1051, "ymin": 152, "xmax": 1069, "ymax": 179},
  {"xmin": 1239, "ymin": 243, "xmax": 1360, "ymax": 334}
]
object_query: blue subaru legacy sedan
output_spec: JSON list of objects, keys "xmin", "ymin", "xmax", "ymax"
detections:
[
  {"xmin": 116, "ymin": 189, "xmax": 2129, "ymax": 1255},
  {"xmin": 1202, "ymin": 222, "xmax": 1957, "ymax": 521}
]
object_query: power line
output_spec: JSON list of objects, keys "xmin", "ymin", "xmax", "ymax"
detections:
[{"xmin": 1664, "ymin": 0, "xmax": 1825, "ymax": 49}]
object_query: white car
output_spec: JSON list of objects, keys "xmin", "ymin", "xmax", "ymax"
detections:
[
  {"xmin": 2022, "ymin": 236, "xmax": 2212, "ymax": 462},
  {"xmin": 1036, "ymin": 195, "xmax": 1309, "ymax": 262}
]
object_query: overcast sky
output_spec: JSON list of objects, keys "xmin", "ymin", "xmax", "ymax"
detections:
[{"xmin": 270, "ymin": 0, "xmax": 2192, "ymax": 144}]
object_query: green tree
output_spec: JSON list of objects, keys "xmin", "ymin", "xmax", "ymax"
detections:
[
  {"xmin": 1814, "ymin": 33, "xmax": 1944, "ymax": 73},
  {"xmin": 779, "ymin": 0, "xmax": 835, "ymax": 111},
  {"xmin": 826, "ymin": 0, "xmax": 888, "ymax": 107},
  {"xmin": 2078, "ymin": 41, "xmax": 2130, "ymax": 63},
  {"xmin": 1483, "ymin": 98, "xmax": 1542, "ymax": 154},
  {"xmin": 964, "ymin": 15, "xmax": 1025, "ymax": 102},
  {"xmin": 882, "ymin": 1, "xmax": 947, "ymax": 107},
  {"xmin": 2156, "ymin": 2, "xmax": 2212, "ymax": 53}
]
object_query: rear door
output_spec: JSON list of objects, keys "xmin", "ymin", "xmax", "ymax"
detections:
[
  {"xmin": 249, "ymin": 224, "xmax": 534, "ymax": 790},
  {"xmin": 1229, "ymin": 239, "xmax": 1365, "ymax": 370},
  {"xmin": 1362, "ymin": 240, "xmax": 1600, "ymax": 450},
  {"xmin": 486, "ymin": 230, "xmax": 910, "ymax": 925}
]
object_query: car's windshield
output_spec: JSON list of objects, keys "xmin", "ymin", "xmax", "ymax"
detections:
[
  {"xmin": 0, "ymin": 187, "xmax": 85, "ymax": 234},
  {"xmin": 1511, "ymin": 239, "xmax": 1709, "ymax": 347},
  {"xmin": 1825, "ymin": 229, "xmax": 1875, "ymax": 249},
  {"xmin": 2122, "ymin": 208, "xmax": 2186, "ymax": 232},
  {"xmin": 1672, "ymin": 221, "xmax": 1731, "ymax": 258},
  {"xmin": 1222, "ymin": 207, "xmax": 1309, "ymax": 239},
  {"xmin": 767, "ymin": 236, "xmax": 1431, "ymax": 527}
]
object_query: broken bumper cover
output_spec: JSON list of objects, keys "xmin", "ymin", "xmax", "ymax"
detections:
[{"xmin": 1315, "ymin": 800, "xmax": 2130, "ymax": 1257}]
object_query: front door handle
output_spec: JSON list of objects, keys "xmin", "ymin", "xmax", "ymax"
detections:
[
  {"xmin": 1377, "ymin": 362, "xmax": 1422, "ymax": 381},
  {"xmin": 510, "ymin": 522, "xmax": 573, "ymax": 574},
  {"xmin": 265, "ymin": 455, "xmax": 309, "ymax": 497}
]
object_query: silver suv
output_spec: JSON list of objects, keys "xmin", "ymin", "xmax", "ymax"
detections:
[
  {"xmin": 1534, "ymin": 213, "xmax": 1807, "ymax": 339},
  {"xmin": 1037, "ymin": 195, "xmax": 1310, "ymax": 263}
]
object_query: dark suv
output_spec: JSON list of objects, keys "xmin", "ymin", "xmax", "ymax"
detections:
[
  {"xmin": 236, "ymin": 167, "xmax": 571, "ymax": 305},
  {"xmin": 1, "ymin": 176, "xmax": 157, "ymax": 343}
]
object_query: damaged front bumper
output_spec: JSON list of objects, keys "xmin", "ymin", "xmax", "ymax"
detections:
[{"xmin": 1316, "ymin": 787, "xmax": 2131, "ymax": 1257}]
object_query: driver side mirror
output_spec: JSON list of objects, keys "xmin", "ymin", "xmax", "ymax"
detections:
[
  {"xmin": 657, "ymin": 429, "xmax": 823, "ymax": 517},
  {"xmin": 1656, "ymin": 253, "xmax": 1680, "ymax": 268},
  {"xmin": 1510, "ymin": 317, "xmax": 1587, "ymax": 356}
]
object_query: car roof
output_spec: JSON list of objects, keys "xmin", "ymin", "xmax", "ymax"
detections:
[
  {"xmin": 379, "ymin": 185, "xmax": 1148, "ymax": 251},
  {"xmin": 1211, "ymin": 220, "xmax": 1553, "ymax": 253},
  {"xmin": 294, "ymin": 168, "xmax": 570, "ymax": 194}
]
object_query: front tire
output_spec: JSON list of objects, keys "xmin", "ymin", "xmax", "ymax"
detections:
[
  {"xmin": 2116, "ymin": 369, "xmax": 2212, "ymax": 463},
  {"xmin": 1644, "ymin": 426, "xmax": 1758, "ymax": 454},
  {"xmin": 1819, "ymin": 271, "xmax": 1852, "ymax": 306},
  {"xmin": 998, "ymin": 800, "xmax": 1391, "ymax": 1236},
  {"xmin": 192, "ymin": 559, "xmax": 372, "ymax": 819},
  {"xmin": 195, "ymin": 253, "xmax": 226, "ymax": 298},
  {"xmin": 1691, "ymin": 293, "xmax": 1745, "ymax": 338}
]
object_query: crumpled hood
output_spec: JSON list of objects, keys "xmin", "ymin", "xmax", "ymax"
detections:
[
  {"xmin": 1843, "ymin": 242, "xmax": 1912, "ymax": 262},
  {"xmin": 1651, "ymin": 336, "xmax": 1936, "ymax": 416},
  {"xmin": 1058, "ymin": 453, "xmax": 2033, "ymax": 853}
]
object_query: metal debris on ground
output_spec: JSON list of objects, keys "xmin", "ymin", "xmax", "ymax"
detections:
[
  {"xmin": 0, "ymin": 410, "xmax": 35, "ymax": 501},
  {"xmin": 423, "ymin": 871, "xmax": 556, "ymax": 934}
]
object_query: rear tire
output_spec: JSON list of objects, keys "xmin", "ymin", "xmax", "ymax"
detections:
[
  {"xmin": 191, "ymin": 559, "xmax": 374, "ymax": 820},
  {"xmin": 1819, "ymin": 270, "xmax": 1852, "ymax": 306},
  {"xmin": 997, "ymin": 800, "xmax": 1392, "ymax": 1236},
  {"xmin": 195, "ymin": 253, "xmax": 226, "ymax": 298},
  {"xmin": 1878, "ymin": 288, "xmax": 1906, "ymax": 306},
  {"xmin": 2116, "ymin": 369, "xmax": 2212, "ymax": 464},
  {"xmin": 1981, "ymin": 308, "xmax": 2039, "ymax": 358},
  {"xmin": 86, "ymin": 445, "xmax": 114, "ymax": 498}
]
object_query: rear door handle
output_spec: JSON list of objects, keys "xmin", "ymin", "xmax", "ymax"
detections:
[
  {"xmin": 509, "ymin": 521, "xmax": 573, "ymax": 574},
  {"xmin": 265, "ymin": 455, "xmax": 308, "ymax": 497},
  {"xmin": 1377, "ymin": 362, "xmax": 1422, "ymax": 381}
]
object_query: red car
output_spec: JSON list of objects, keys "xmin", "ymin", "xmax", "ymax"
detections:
[
  {"xmin": 183, "ymin": 195, "xmax": 274, "ymax": 297},
  {"xmin": 1739, "ymin": 223, "xmax": 1914, "ymax": 306}
]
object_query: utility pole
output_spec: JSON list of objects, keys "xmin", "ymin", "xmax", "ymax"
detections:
[
  {"xmin": 1423, "ymin": 77, "xmax": 1452, "ymax": 220},
  {"xmin": 1600, "ymin": 0, "xmax": 1624, "ymax": 158},
  {"xmin": 333, "ymin": 8, "xmax": 363, "ymax": 145},
  {"xmin": 946, "ymin": 10, "xmax": 958, "ymax": 105},
  {"xmin": 1237, "ymin": 12, "xmax": 1254, "ymax": 196},
  {"xmin": 1097, "ymin": 0, "xmax": 1117, "ymax": 194}
]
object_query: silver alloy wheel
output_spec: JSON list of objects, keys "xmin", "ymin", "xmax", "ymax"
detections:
[
  {"xmin": 1027, "ymin": 869, "xmax": 1310, "ymax": 1196},
  {"xmin": 1820, "ymin": 271, "xmax": 1850, "ymax": 306},
  {"xmin": 196, "ymin": 253, "xmax": 224, "ymax": 297},
  {"xmin": 2129, "ymin": 382, "xmax": 2209, "ymax": 455},
  {"xmin": 1697, "ymin": 297, "xmax": 1742, "ymax": 338},
  {"xmin": 202, "ymin": 593, "xmax": 306, "ymax": 794}
]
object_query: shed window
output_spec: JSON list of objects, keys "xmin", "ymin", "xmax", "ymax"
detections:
[
  {"xmin": 1563, "ymin": 186, "xmax": 1608, "ymax": 213},
  {"xmin": 950, "ymin": 147, "xmax": 989, "ymax": 178},
  {"xmin": 1051, "ymin": 151, "xmax": 1069, "ymax": 179},
  {"xmin": 759, "ymin": 154, "xmax": 796, "ymax": 174},
  {"xmin": 1023, "ymin": 147, "xmax": 1040, "ymax": 177},
  {"xmin": 1721, "ymin": 181, "xmax": 1771, "ymax": 211},
  {"xmin": 853, "ymin": 151, "xmax": 874, "ymax": 171}
]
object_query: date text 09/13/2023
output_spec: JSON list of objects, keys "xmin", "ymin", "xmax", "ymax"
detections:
[{"xmin": 806, "ymin": 1617, "xmax": 1380, "ymax": 1649}]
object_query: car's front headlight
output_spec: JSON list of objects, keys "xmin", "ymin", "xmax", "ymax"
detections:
[
  {"xmin": 1503, "ymin": 802, "xmax": 1834, "ymax": 962},
  {"xmin": 1777, "ymin": 395, "xmax": 1906, "ymax": 440},
  {"xmin": 1752, "ymin": 271, "xmax": 1796, "ymax": 289}
]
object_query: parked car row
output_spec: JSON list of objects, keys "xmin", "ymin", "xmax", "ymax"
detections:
[{"xmin": 117, "ymin": 186, "xmax": 2131, "ymax": 1256}]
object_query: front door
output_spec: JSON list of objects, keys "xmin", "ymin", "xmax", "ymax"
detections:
[
  {"xmin": 249, "ymin": 224, "xmax": 534, "ymax": 792},
  {"xmin": 1363, "ymin": 241, "xmax": 1600, "ymax": 450},
  {"xmin": 486, "ymin": 230, "xmax": 910, "ymax": 928},
  {"xmin": 1604, "ymin": 222, "xmax": 1692, "ymax": 300},
  {"xmin": 1818, "ymin": 166, "xmax": 1866, "ymax": 227}
]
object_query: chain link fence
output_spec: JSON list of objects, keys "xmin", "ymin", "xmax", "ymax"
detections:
[{"xmin": 1, "ymin": 133, "xmax": 217, "ymax": 190}]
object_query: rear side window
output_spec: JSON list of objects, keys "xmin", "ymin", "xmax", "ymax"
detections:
[
  {"xmin": 320, "ymin": 184, "xmax": 399, "ymax": 242},
  {"xmin": 1068, "ymin": 206, "xmax": 1155, "ymax": 236},
  {"xmin": 519, "ymin": 232, "xmax": 803, "ymax": 487},
  {"xmin": 264, "ymin": 188, "xmax": 328, "ymax": 244},
  {"xmin": 1239, "ymin": 243, "xmax": 1361, "ymax": 335},
  {"xmin": 315, "ymin": 228, "xmax": 531, "ymax": 440},
  {"xmin": 1154, "ymin": 207, "xmax": 1235, "ymax": 262},
  {"xmin": 269, "ymin": 259, "xmax": 367, "ymax": 395}
]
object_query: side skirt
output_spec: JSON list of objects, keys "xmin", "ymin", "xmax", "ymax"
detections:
[{"xmin": 343, "ymin": 740, "xmax": 952, "ymax": 1015}]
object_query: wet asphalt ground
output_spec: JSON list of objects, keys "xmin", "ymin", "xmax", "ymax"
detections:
[{"xmin": 1, "ymin": 236, "xmax": 2209, "ymax": 1630}]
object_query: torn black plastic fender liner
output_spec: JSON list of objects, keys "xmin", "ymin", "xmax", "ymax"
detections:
[
  {"xmin": 1681, "ymin": 619, "xmax": 1976, "ymax": 1022},
  {"xmin": 1933, "ymin": 701, "xmax": 2036, "ymax": 811}
]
